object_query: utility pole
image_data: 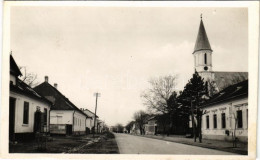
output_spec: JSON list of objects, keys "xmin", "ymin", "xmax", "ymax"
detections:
[{"xmin": 93, "ymin": 92, "xmax": 101, "ymax": 138}]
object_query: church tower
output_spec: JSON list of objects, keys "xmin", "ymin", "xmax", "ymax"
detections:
[{"xmin": 193, "ymin": 15, "xmax": 213, "ymax": 81}]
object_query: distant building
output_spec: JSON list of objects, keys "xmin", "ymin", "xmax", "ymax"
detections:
[
  {"xmin": 192, "ymin": 16, "xmax": 247, "ymax": 94},
  {"xmin": 201, "ymin": 80, "xmax": 248, "ymax": 142},
  {"xmin": 97, "ymin": 119, "xmax": 105, "ymax": 133},
  {"xmin": 82, "ymin": 108, "xmax": 99, "ymax": 133},
  {"xmin": 9, "ymin": 55, "xmax": 52, "ymax": 141},
  {"xmin": 144, "ymin": 116, "xmax": 157, "ymax": 135},
  {"xmin": 34, "ymin": 78, "xmax": 89, "ymax": 135},
  {"xmin": 130, "ymin": 123, "xmax": 140, "ymax": 135}
]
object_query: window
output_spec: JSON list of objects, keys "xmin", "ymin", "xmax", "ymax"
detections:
[
  {"xmin": 44, "ymin": 108, "xmax": 47, "ymax": 125},
  {"xmin": 213, "ymin": 114, "xmax": 217, "ymax": 129},
  {"xmin": 237, "ymin": 110, "xmax": 243, "ymax": 128},
  {"xmin": 23, "ymin": 102, "xmax": 29, "ymax": 124},
  {"xmin": 221, "ymin": 113, "xmax": 226, "ymax": 128},
  {"xmin": 206, "ymin": 115, "xmax": 209, "ymax": 129},
  {"xmin": 204, "ymin": 53, "xmax": 207, "ymax": 64}
]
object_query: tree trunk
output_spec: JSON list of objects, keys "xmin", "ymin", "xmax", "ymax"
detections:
[{"xmin": 198, "ymin": 115, "xmax": 202, "ymax": 143}]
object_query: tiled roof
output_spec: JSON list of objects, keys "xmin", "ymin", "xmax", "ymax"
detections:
[
  {"xmin": 213, "ymin": 72, "xmax": 248, "ymax": 91},
  {"xmin": 34, "ymin": 82, "xmax": 89, "ymax": 117},
  {"xmin": 193, "ymin": 20, "xmax": 212, "ymax": 54},
  {"xmin": 10, "ymin": 55, "xmax": 51, "ymax": 105},
  {"xmin": 82, "ymin": 108, "xmax": 99, "ymax": 118},
  {"xmin": 10, "ymin": 79, "xmax": 52, "ymax": 105},
  {"xmin": 202, "ymin": 80, "xmax": 248, "ymax": 107}
]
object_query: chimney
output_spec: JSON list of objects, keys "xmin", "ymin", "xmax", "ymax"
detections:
[
  {"xmin": 45, "ymin": 76, "xmax": 48, "ymax": 83},
  {"xmin": 54, "ymin": 83, "xmax": 58, "ymax": 89}
]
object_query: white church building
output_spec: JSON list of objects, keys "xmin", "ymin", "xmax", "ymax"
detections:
[
  {"xmin": 193, "ymin": 16, "xmax": 247, "ymax": 95},
  {"xmin": 192, "ymin": 16, "xmax": 248, "ymax": 142}
]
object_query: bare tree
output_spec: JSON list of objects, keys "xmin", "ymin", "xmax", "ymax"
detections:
[
  {"xmin": 133, "ymin": 110, "xmax": 149, "ymax": 135},
  {"xmin": 19, "ymin": 66, "xmax": 39, "ymax": 87},
  {"xmin": 141, "ymin": 75, "xmax": 178, "ymax": 114}
]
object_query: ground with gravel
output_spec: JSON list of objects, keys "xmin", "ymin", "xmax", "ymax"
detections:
[{"xmin": 9, "ymin": 132, "xmax": 119, "ymax": 154}]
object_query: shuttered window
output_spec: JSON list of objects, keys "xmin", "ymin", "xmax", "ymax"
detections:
[
  {"xmin": 44, "ymin": 108, "xmax": 47, "ymax": 125},
  {"xmin": 213, "ymin": 114, "xmax": 217, "ymax": 129},
  {"xmin": 237, "ymin": 110, "xmax": 243, "ymax": 128},
  {"xmin": 23, "ymin": 102, "xmax": 29, "ymax": 124},
  {"xmin": 221, "ymin": 113, "xmax": 226, "ymax": 128},
  {"xmin": 206, "ymin": 115, "xmax": 209, "ymax": 129}
]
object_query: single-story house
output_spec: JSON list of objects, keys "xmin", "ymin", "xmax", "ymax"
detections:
[
  {"xmin": 201, "ymin": 80, "xmax": 248, "ymax": 142},
  {"xmin": 34, "ymin": 77, "xmax": 89, "ymax": 135},
  {"xmin": 144, "ymin": 116, "xmax": 157, "ymax": 135},
  {"xmin": 82, "ymin": 108, "xmax": 99, "ymax": 133},
  {"xmin": 9, "ymin": 55, "xmax": 52, "ymax": 141}
]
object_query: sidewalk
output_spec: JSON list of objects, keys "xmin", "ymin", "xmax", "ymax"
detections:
[{"xmin": 137, "ymin": 134, "xmax": 247, "ymax": 155}]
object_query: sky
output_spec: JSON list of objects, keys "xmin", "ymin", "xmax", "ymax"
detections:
[{"xmin": 10, "ymin": 7, "xmax": 248, "ymax": 126}]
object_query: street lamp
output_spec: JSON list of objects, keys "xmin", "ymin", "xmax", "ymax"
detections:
[{"xmin": 93, "ymin": 92, "xmax": 101, "ymax": 138}]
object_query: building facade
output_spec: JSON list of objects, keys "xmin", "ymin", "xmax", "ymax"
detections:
[
  {"xmin": 34, "ymin": 77, "xmax": 88, "ymax": 135},
  {"xmin": 188, "ymin": 16, "xmax": 248, "ymax": 142},
  {"xmin": 201, "ymin": 80, "xmax": 248, "ymax": 142},
  {"xmin": 145, "ymin": 117, "xmax": 157, "ymax": 135},
  {"xmin": 82, "ymin": 108, "xmax": 99, "ymax": 133},
  {"xmin": 9, "ymin": 55, "xmax": 52, "ymax": 141}
]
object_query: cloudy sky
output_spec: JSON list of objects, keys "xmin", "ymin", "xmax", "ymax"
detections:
[{"xmin": 10, "ymin": 6, "xmax": 248, "ymax": 126}]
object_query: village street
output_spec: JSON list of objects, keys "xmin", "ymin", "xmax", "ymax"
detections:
[{"xmin": 114, "ymin": 133, "xmax": 238, "ymax": 155}]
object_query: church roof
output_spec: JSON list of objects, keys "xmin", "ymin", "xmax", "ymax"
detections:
[
  {"xmin": 213, "ymin": 71, "xmax": 248, "ymax": 92},
  {"xmin": 202, "ymin": 80, "xmax": 248, "ymax": 108},
  {"xmin": 193, "ymin": 19, "xmax": 212, "ymax": 54}
]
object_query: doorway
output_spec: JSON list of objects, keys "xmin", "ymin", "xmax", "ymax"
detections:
[
  {"xmin": 9, "ymin": 97, "xmax": 16, "ymax": 141},
  {"xmin": 66, "ymin": 125, "xmax": 72, "ymax": 135}
]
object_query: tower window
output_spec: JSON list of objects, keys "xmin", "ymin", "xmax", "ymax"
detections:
[{"xmin": 204, "ymin": 53, "xmax": 207, "ymax": 64}]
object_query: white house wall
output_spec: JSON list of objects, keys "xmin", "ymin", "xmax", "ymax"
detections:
[
  {"xmin": 202, "ymin": 98, "xmax": 248, "ymax": 142},
  {"xmin": 86, "ymin": 118, "xmax": 92, "ymax": 129},
  {"xmin": 73, "ymin": 110, "xmax": 86, "ymax": 133},
  {"xmin": 50, "ymin": 110, "xmax": 73, "ymax": 125},
  {"xmin": 10, "ymin": 91, "xmax": 51, "ymax": 133}
]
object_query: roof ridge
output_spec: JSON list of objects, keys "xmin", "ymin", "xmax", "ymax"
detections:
[
  {"xmin": 82, "ymin": 108, "xmax": 97, "ymax": 116},
  {"xmin": 34, "ymin": 82, "xmax": 89, "ymax": 117}
]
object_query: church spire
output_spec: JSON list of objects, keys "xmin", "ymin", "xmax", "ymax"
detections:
[{"xmin": 193, "ymin": 16, "xmax": 212, "ymax": 54}]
